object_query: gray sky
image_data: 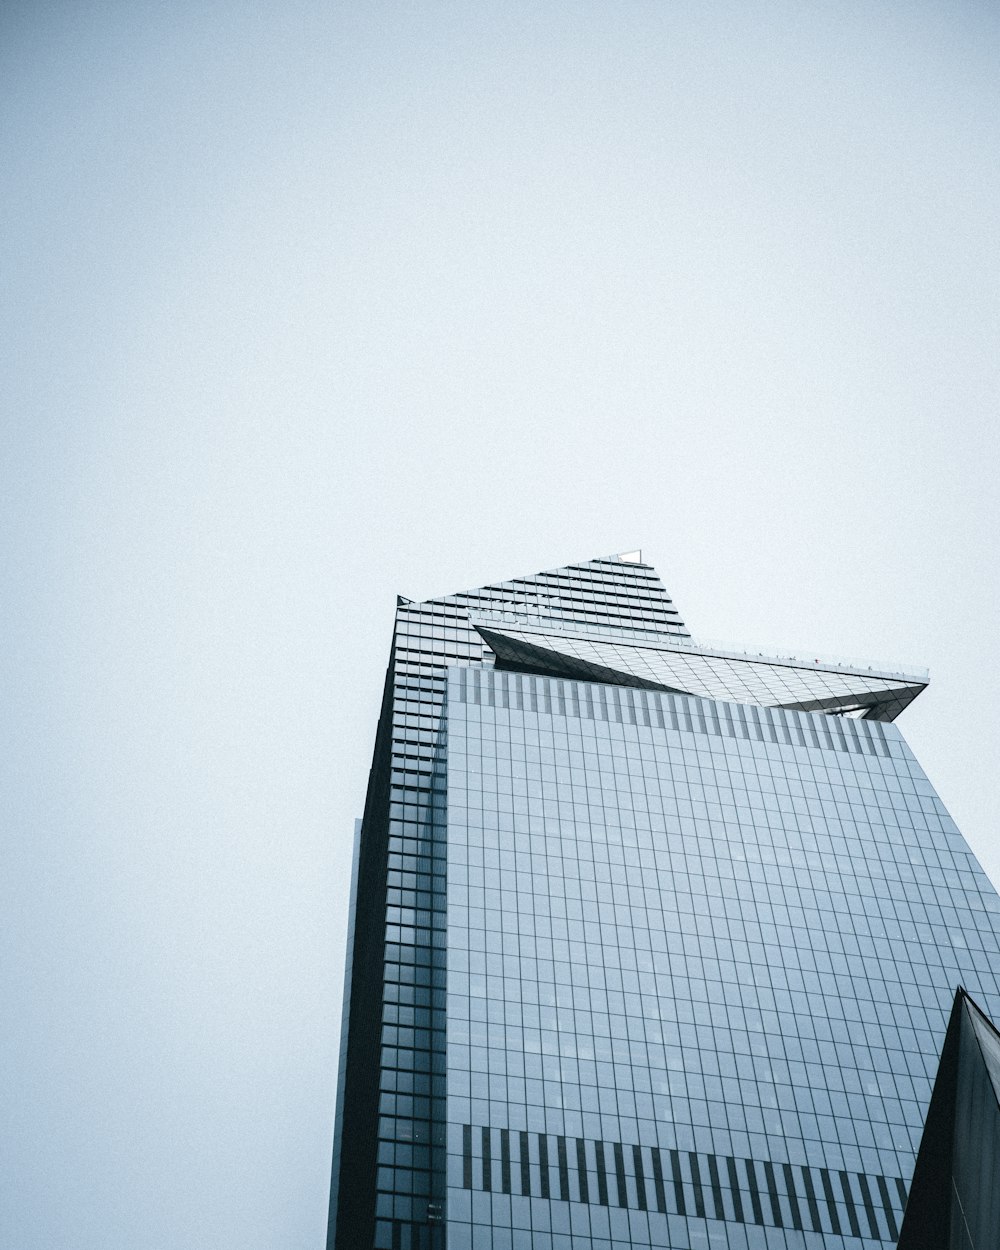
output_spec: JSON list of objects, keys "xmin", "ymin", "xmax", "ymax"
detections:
[{"xmin": 2, "ymin": 2, "xmax": 997, "ymax": 1247}]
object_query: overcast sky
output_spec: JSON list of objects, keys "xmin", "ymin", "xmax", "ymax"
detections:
[{"xmin": 2, "ymin": 2, "xmax": 998, "ymax": 1247}]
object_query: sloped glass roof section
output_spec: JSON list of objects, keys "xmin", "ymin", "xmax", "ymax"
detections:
[
  {"xmin": 429, "ymin": 553, "xmax": 691, "ymax": 640},
  {"xmin": 474, "ymin": 619, "xmax": 927, "ymax": 721}
]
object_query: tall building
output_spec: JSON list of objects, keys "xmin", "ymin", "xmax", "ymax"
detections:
[{"xmin": 328, "ymin": 553, "xmax": 1000, "ymax": 1250}]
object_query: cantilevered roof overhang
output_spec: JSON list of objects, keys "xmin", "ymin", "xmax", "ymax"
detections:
[{"xmin": 473, "ymin": 619, "xmax": 927, "ymax": 722}]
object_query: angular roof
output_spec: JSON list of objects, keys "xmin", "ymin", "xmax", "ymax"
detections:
[
  {"xmin": 476, "ymin": 620, "xmax": 926, "ymax": 721},
  {"xmin": 429, "ymin": 552, "xmax": 927, "ymax": 722}
]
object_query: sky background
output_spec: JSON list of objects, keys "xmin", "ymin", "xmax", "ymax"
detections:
[{"xmin": 2, "ymin": 2, "xmax": 998, "ymax": 1247}]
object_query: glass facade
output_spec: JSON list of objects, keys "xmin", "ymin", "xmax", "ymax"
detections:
[{"xmin": 328, "ymin": 555, "xmax": 1000, "ymax": 1250}]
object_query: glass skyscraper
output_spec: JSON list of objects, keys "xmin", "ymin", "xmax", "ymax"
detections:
[{"xmin": 328, "ymin": 554, "xmax": 1000, "ymax": 1250}]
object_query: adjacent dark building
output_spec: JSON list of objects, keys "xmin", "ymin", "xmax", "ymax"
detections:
[
  {"xmin": 897, "ymin": 987, "xmax": 1000, "ymax": 1250},
  {"xmin": 328, "ymin": 554, "xmax": 1000, "ymax": 1249}
]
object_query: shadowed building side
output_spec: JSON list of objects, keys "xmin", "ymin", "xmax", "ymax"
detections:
[{"xmin": 898, "ymin": 988, "xmax": 1000, "ymax": 1250}]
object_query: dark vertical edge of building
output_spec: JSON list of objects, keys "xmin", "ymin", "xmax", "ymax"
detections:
[
  {"xmin": 688, "ymin": 1153, "xmax": 706, "ymax": 1219},
  {"xmin": 744, "ymin": 1159, "xmax": 764, "ymax": 1226},
  {"xmin": 519, "ymin": 1131, "xmax": 531, "ymax": 1196},
  {"xmin": 838, "ymin": 1171, "xmax": 862, "ymax": 1238},
  {"xmin": 633, "ymin": 1145, "xmax": 647, "ymax": 1211},
  {"xmin": 538, "ymin": 1134, "xmax": 550, "ymax": 1199},
  {"xmin": 782, "ymin": 1162, "xmax": 803, "ymax": 1231},
  {"xmin": 500, "ymin": 1128, "xmax": 511, "ymax": 1194},
  {"xmin": 613, "ymin": 1143, "xmax": 628, "ymax": 1208},
  {"xmin": 819, "ymin": 1168, "xmax": 842, "ymax": 1236},
  {"xmin": 876, "ymin": 1175, "xmax": 899, "ymax": 1242},
  {"xmin": 575, "ymin": 1139, "xmax": 589, "ymax": 1204},
  {"xmin": 556, "ymin": 1136, "xmax": 570, "ymax": 1202},
  {"xmin": 481, "ymin": 1128, "xmax": 492, "ymax": 1192},
  {"xmin": 725, "ymin": 1156, "xmax": 745, "ymax": 1223},
  {"xmin": 650, "ymin": 1147, "xmax": 667, "ymax": 1214},
  {"xmin": 462, "ymin": 1126, "xmax": 472, "ymax": 1189},
  {"xmin": 670, "ymin": 1149, "xmax": 687, "ymax": 1216},
  {"xmin": 594, "ymin": 1140, "xmax": 609, "ymax": 1206},
  {"xmin": 326, "ymin": 817, "xmax": 363, "ymax": 1248},
  {"xmin": 800, "ymin": 1165, "xmax": 823, "ymax": 1234},
  {"xmin": 705, "ymin": 1154, "xmax": 725, "ymax": 1221},
  {"xmin": 329, "ymin": 653, "xmax": 397, "ymax": 1250}
]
